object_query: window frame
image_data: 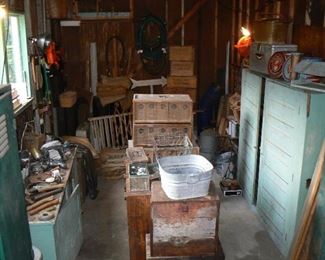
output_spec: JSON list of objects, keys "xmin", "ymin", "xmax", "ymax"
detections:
[{"xmin": 0, "ymin": 12, "xmax": 31, "ymax": 102}]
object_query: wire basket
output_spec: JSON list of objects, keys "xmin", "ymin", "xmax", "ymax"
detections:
[{"xmin": 153, "ymin": 134, "xmax": 193, "ymax": 160}]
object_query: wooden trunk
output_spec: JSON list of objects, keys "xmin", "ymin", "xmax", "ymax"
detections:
[
  {"xmin": 133, "ymin": 124, "xmax": 193, "ymax": 147},
  {"xmin": 169, "ymin": 46, "xmax": 195, "ymax": 61},
  {"xmin": 146, "ymin": 234, "xmax": 224, "ymax": 260},
  {"xmin": 133, "ymin": 94, "xmax": 193, "ymax": 124},
  {"xmin": 150, "ymin": 181, "xmax": 220, "ymax": 257},
  {"xmin": 167, "ymin": 76, "xmax": 197, "ymax": 89},
  {"xmin": 170, "ymin": 61, "xmax": 195, "ymax": 77}
]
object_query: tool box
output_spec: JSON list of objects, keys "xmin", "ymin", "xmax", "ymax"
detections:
[{"xmin": 249, "ymin": 43, "xmax": 297, "ymax": 75}]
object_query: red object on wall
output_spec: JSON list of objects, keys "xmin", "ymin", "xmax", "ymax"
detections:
[{"xmin": 235, "ymin": 35, "xmax": 252, "ymax": 58}]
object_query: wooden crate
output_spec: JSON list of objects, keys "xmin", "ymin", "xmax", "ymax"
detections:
[
  {"xmin": 133, "ymin": 94, "xmax": 193, "ymax": 123},
  {"xmin": 146, "ymin": 234, "xmax": 224, "ymax": 260},
  {"xmin": 167, "ymin": 76, "xmax": 197, "ymax": 89},
  {"xmin": 151, "ymin": 181, "xmax": 220, "ymax": 257},
  {"xmin": 169, "ymin": 46, "xmax": 195, "ymax": 61},
  {"xmin": 133, "ymin": 124, "xmax": 192, "ymax": 147},
  {"xmin": 163, "ymin": 87, "xmax": 197, "ymax": 104},
  {"xmin": 170, "ymin": 61, "xmax": 194, "ymax": 77}
]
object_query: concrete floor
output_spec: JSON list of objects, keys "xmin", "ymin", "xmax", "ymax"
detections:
[{"xmin": 77, "ymin": 177, "xmax": 284, "ymax": 260}]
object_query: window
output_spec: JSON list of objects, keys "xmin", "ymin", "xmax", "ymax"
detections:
[{"xmin": 1, "ymin": 13, "xmax": 31, "ymax": 103}]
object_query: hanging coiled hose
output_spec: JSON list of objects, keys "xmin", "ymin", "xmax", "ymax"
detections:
[{"xmin": 136, "ymin": 14, "xmax": 168, "ymax": 75}]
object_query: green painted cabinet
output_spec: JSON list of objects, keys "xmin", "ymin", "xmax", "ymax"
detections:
[
  {"xmin": 237, "ymin": 69, "xmax": 263, "ymax": 204},
  {"xmin": 257, "ymin": 79, "xmax": 325, "ymax": 256},
  {"xmin": 0, "ymin": 85, "xmax": 33, "ymax": 260}
]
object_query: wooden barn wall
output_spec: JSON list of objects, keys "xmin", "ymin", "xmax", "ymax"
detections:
[
  {"xmin": 292, "ymin": 0, "xmax": 325, "ymax": 59},
  {"xmin": 7, "ymin": 0, "xmax": 24, "ymax": 12},
  {"xmin": 53, "ymin": 0, "xmax": 218, "ymax": 100}
]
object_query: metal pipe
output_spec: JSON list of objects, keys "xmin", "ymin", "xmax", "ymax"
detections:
[{"xmin": 225, "ymin": 41, "xmax": 230, "ymax": 95}]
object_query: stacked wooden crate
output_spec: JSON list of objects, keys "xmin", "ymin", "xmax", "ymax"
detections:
[
  {"xmin": 132, "ymin": 94, "xmax": 193, "ymax": 147},
  {"xmin": 164, "ymin": 46, "xmax": 197, "ymax": 104}
]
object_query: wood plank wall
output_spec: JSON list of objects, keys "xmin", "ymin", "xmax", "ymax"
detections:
[
  {"xmin": 292, "ymin": 0, "xmax": 325, "ymax": 59},
  {"xmin": 52, "ymin": 0, "xmax": 217, "ymax": 100}
]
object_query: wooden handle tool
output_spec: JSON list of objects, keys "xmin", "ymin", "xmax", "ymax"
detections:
[
  {"xmin": 27, "ymin": 196, "xmax": 54, "ymax": 211},
  {"xmin": 28, "ymin": 199, "xmax": 59, "ymax": 216}
]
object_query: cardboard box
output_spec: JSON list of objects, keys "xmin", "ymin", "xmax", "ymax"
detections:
[
  {"xmin": 169, "ymin": 46, "xmax": 195, "ymax": 61},
  {"xmin": 170, "ymin": 61, "xmax": 194, "ymax": 76}
]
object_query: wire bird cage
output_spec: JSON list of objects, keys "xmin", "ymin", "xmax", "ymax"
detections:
[{"xmin": 153, "ymin": 134, "xmax": 193, "ymax": 160}]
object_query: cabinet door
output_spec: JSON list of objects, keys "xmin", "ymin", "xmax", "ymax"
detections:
[
  {"xmin": 238, "ymin": 69, "xmax": 263, "ymax": 204},
  {"xmin": 257, "ymin": 80, "xmax": 307, "ymax": 256}
]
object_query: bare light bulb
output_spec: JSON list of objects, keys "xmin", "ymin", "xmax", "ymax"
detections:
[{"xmin": 241, "ymin": 27, "xmax": 251, "ymax": 37}]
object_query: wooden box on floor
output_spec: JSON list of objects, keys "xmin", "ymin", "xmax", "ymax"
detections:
[
  {"xmin": 169, "ymin": 46, "xmax": 195, "ymax": 61},
  {"xmin": 133, "ymin": 123, "xmax": 192, "ymax": 147},
  {"xmin": 150, "ymin": 181, "xmax": 221, "ymax": 257},
  {"xmin": 133, "ymin": 94, "xmax": 193, "ymax": 123},
  {"xmin": 146, "ymin": 234, "xmax": 224, "ymax": 260},
  {"xmin": 167, "ymin": 76, "xmax": 197, "ymax": 89},
  {"xmin": 170, "ymin": 61, "xmax": 195, "ymax": 77}
]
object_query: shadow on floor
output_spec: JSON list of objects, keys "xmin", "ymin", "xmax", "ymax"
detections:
[{"xmin": 77, "ymin": 177, "xmax": 283, "ymax": 260}]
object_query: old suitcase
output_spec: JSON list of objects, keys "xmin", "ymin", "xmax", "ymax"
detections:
[
  {"xmin": 133, "ymin": 124, "xmax": 192, "ymax": 147},
  {"xmin": 150, "ymin": 181, "xmax": 220, "ymax": 257},
  {"xmin": 249, "ymin": 42, "xmax": 297, "ymax": 75},
  {"xmin": 133, "ymin": 94, "xmax": 193, "ymax": 123}
]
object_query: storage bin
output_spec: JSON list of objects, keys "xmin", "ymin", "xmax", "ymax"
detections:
[{"xmin": 158, "ymin": 154, "xmax": 213, "ymax": 200}]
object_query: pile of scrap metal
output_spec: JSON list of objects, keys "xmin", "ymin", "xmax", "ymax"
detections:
[
  {"xmin": 22, "ymin": 137, "xmax": 98, "ymax": 221},
  {"xmin": 22, "ymin": 139, "xmax": 73, "ymax": 220}
]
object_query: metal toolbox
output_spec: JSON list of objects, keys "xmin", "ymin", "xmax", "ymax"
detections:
[{"xmin": 249, "ymin": 43, "xmax": 297, "ymax": 75}]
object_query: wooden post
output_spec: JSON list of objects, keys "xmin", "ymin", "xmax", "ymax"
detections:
[
  {"xmin": 289, "ymin": 140, "xmax": 325, "ymax": 260},
  {"xmin": 168, "ymin": 0, "xmax": 207, "ymax": 40}
]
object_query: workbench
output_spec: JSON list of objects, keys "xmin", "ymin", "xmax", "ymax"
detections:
[{"xmin": 28, "ymin": 149, "xmax": 83, "ymax": 260}]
